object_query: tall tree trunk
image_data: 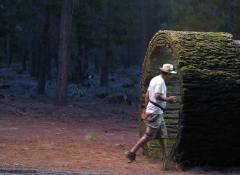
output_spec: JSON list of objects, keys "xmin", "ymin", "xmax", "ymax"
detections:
[
  {"xmin": 75, "ymin": 43, "xmax": 84, "ymax": 84},
  {"xmin": 83, "ymin": 44, "xmax": 89, "ymax": 74},
  {"xmin": 76, "ymin": 46, "xmax": 83, "ymax": 83},
  {"xmin": 100, "ymin": 45, "xmax": 110, "ymax": 86},
  {"xmin": 94, "ymin": 56, "xmax": 100, "ymax": 73},
  {"xmin": 140, "ymin": 0, "xmax": 149, "ymax": 61},
  {"xmin": 78, "ymin": 43, "xmax": 87, "ymax": 83},
  {"xmin": 100, "ymin": 0, "xmax": 111, "ymax": 86},
  {"xmin": 56, "ymin": 0, "xmax": 74, "ymax": 104},
  {"xmin": 124, "ymin": 41, "xmax": 131, "ymax": 68},
  {"xmin": 30, "ymin": 43, "xmax": 41, "ymax": 78},
  {"xmin": 46, "ymin": 12, "xmax": 58, "ymax": 80},
  {"xmin": 30, "ymin": 5, "xmax": 44, "ymax": 79},
  {"xmin": 21, "ymin": 48, "xmax": 27, "ymax": 72},
  {"xmin": 37, "ymin": 8, "xmax": 50, "ymax": 94},
  {"xmin": 6, "ymin": 33, "xmax": 12, "ymax": 67}
]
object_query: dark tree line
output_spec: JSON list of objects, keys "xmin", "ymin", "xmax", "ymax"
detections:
[{"xmin": 0, "ymin": 0, "xmax": 239, "ymax": 103}]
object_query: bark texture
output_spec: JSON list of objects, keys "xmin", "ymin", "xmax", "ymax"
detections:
[
  {"xmin": 56, "ymin": 0, "xmax": 74, "ymax": 104},
  {"xmin": 140, "ymin": 30, "xmax": 240, "ymax": 167}
]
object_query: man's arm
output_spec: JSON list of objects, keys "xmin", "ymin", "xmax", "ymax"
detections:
[
  {"xmin": 155, "ymin": 93, "xmax": 176, "ymax": 103},
  {"xmin": 140, "ymin": 91, "xmax": 149, "ymax": 120}
]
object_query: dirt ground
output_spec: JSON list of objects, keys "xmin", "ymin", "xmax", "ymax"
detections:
[{"xmin": 0, "ymin": 97, "xmax": 239, "ymax": 175}]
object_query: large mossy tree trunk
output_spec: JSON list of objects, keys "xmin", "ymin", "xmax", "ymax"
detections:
[{"xmin": 140, "ymin": 30, "xmax": 240, "ymax": 167}]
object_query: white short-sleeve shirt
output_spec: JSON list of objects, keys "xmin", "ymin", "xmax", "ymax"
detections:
[{"xmin": 146, "ymin": 75, "xmax": 167, "ymax": 114}]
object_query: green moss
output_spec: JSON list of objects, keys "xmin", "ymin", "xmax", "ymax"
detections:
[
  {"xmin": 207, "ymin": 32, "xmax": 229, "ymax": 37},
  {"xmin": 85, "ymin": 133, "xmax": 98, "ymax": 141},
  {"xmin": 196, "ymin": 41, "xmax": 205, "ymax": 49},
  {"xmin": 194, "ymin": 38, "xmax": 226, "ymax": 50},
  {"xmin": 210, "ymin": 41, "xmax": 225, "ymax": 48},
  {"xmin": 194, "ymin": 35, "xmax": 205, "ymax": 40},
  {"xmin": 169, "ymin": 33, "xmax": 179, "ymax": 42},
  {"xmin": 236, "ymin": 80, "xmax": 240, "ymax": 85},
  {"xmin": 171, "ymin": 36, "xmax": 178, "ymax": 41},
  {"xmin": 235, "ymin": 60, "xmax": 240, "ymax": 66},
  {"xmin": 167, "ymin": 138, "xmax": 177, "ymax": 145},
  {"xmin": 180, "ymin": 65, "xmax": 200, "ymax": 72},
  {"xmin": 144, "ymin": 138, "xmax": 177, "ymax": 158},
  {"xmin": 205, "ymin": 58, "xmax": 227, "ymax": 67},
  {"xmin": 145, "ymin": 140, "xmax": 161, "ymax": 157},
  {"xmin": 206, "ymin": 70, "xmax": 237, "ymax": 77},
  {"xmin": 180, "ymin": 65, "xmax": 238, "ymax": 78}
]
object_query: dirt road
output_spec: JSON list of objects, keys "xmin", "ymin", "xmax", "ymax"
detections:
[{"xmin": 0, "ymin": 97, "xmax": 239, "ymax": 175}]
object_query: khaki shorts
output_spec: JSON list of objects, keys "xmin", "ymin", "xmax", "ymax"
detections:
[{"xmin": 144, "ymin": 114, "xmax": 168, "ymax": 139}]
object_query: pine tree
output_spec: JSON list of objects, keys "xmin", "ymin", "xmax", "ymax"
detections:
[{"xmin": 56, "ymin": 0, "xmax": 74, "ymax": 104}]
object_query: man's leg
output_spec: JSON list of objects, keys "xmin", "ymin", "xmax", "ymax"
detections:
[
  {"xmin": 126, "ymin": 114, "xmax": 157, "ymax": 163},
  {"xmin": 126, "ymin": 131, "xmax": 151, "ymax": 163},
  {"xmin": 159, "ymin": 138, "xmax": 167, "ymax": 160},
  {"xmin": 130, "ymin": 134, "xmax": 149, "ymax": 153},
  {"xmin": 158, "ymin": 115, "xmax": 168, "ymax": 160}
]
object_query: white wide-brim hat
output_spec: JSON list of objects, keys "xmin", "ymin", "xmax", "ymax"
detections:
[{"xmin": 160, "ymin": 64, "xmax": 177, "ymax": 74}]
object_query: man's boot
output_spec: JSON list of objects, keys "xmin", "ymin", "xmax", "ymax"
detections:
[{"xmin": 126, "ymin": 151, "xmax": 136, "ymax": 163}]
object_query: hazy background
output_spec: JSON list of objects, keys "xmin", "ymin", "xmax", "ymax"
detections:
[{"xmin": 0, "ymin": 0, "xmax": 239, "ymax": 103}]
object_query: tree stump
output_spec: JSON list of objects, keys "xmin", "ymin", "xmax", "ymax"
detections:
[{"xmin": 140, "ymin": 30, "xmax": 240, "ymax": 167}]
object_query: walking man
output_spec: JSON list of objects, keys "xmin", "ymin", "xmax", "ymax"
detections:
[{"xmin": 126, "ymin": 64, "xmax": 177, "ymax": 163}]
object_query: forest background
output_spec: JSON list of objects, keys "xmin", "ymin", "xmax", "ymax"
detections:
[{"xmin": 0, "ymin": 0, "xmax": 239, "ymax": 104}]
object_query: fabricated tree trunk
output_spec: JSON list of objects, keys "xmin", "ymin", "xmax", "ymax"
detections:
[
  {"xmin": 141, "ymin": 30, "xmax": 240, "ymax": 167},
  {"xmin": 56, "ymin": 0, "xmax": 74, "ymax": 104}
]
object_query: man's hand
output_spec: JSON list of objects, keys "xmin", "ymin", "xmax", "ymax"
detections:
[
  {"xmin": 167, "ymin": 96, "xmax": 177, "ymax": 103},
  {"xmin": 155, "ymin": 93, "xmax": 177, "ymax": 103},
  {"xmin": 141, "ymin": 109, "xmax": 147, "ymax": 120}
]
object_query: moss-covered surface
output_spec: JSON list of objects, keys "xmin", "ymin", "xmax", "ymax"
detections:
[{"xmin": 140, "ymin": 30, "xmax": 240, "ymax": 167}]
